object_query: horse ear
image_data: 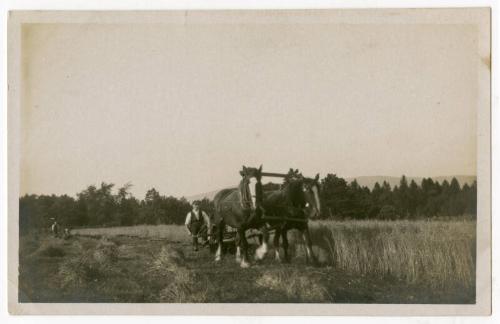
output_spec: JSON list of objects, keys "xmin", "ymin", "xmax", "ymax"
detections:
[
  {"xmin": 315, "ymin": 173, "xmax": 320, "ymax": 181},
  {"xmin": 258, "ymin": 165, "xmax": 262, "ymax": 172}
]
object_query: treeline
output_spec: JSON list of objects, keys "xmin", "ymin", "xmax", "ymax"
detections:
[
  {"xmin": 319, "ymin": 175, "xmax": 476, "ymax": 220},
  {"xmin": 19, "ymin": 183, "xmax": 214, "ymax": 235},
  {"xmin": 19, "ymin": 175, "xmax": 476, "ymax": 234}
]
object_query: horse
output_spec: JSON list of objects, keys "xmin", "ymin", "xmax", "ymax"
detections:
[
  {"xmin": 255, "ymin": 174, "xmax": 321, "ymax": 265},
  {"xmin": 213, "ymin": 165, "xmax": 264, "ymax": 268}
]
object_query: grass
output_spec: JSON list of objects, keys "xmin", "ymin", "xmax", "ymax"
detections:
[
  {"xmin": 72, "ymin": 224, "xmax": 186, "ymax": 241},
  {"xmin": 19, "ymin": 219, "xmax": 476, "ymax": 303},
  {"xmin": 256, "ymin": 268, "xmax": 333, "ymax": 302},
  {"xmin": 150, "ymin": 246, "xmax": 216, "ymax": 303},
  {"xmin": 72, "ymin": 220, "xmax": 475, "ymax": 289},
  {"xmin": 306, "ymin": 220, "xmax": 476, "ymax": 289}
]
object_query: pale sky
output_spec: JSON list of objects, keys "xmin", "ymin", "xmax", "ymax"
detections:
[{"xmin": 20, "ymin": 20, "xmax": 478, "ymax": 198}]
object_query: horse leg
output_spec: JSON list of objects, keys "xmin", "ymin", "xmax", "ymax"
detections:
[
  {"xmin": 273, "ymin": 228, "xmax": 281, "ymax": 262},
  {"xmin": 255, "ymin": 225, "xmax": 269, "ymax": 260},
  {"xmin": 302, "ymin": 227, "xmax": 319, "ymax": 266},
  {"xmin": 237, "ymin": 228, "xmax": 250, "ymax": 268},
  {"xmin": 282, "ymin": 228, "xmax": 290, "ymax": 263},
  {"xmin": 215, "ymin": 221, "xmax": 224, "ymax": 262},
  {"xmin": 235, "ymin": 232, "xmax": 242, "ymax": 263}
]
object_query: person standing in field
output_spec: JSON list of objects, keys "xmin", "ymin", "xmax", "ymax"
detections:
[
  {"xmin": 185, "ymin": 201, "xmax": 211, "ymax": 251},
  {"xmin": 50, "ymin": 220, "xmax": 60, "ymax": 238}
]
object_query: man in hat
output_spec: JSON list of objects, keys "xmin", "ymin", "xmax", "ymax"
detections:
[{"xmin": 185, "ymin": 201, "xmax": 211, "ymax": 251}]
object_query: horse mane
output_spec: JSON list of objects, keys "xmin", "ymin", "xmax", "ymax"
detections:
[
  {"xmin": 284, "ymin": 180, "xmax": 305, "ymax": 207},
  {"xmin": 263, "ymin": 179, "xmax": 304, "ymax": 208},
  {"xmin": 238, "ymin": 178, "xmax": 253, "ymax": 209}
]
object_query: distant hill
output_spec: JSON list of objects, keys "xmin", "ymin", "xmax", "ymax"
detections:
[
  {"xmin": 345, "ymin": 175, "xmax": 477, "ymax": 190},
  {"xmin": 185, "ymin": 175, "xmax": 477, "ymax": 201}
]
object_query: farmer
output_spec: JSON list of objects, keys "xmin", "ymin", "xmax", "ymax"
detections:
[
  {"xmin": 51, "ymin": 220, "xmax": 61, "ymax": 238},
  {"xmin": 185, "ymin": 201, "xmax": 211, "ymax": 251}
]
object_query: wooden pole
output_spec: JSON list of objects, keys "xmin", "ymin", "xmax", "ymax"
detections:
[{"xmin": 261, "ymin": 172, "xmax": 287, "ymax": 178}]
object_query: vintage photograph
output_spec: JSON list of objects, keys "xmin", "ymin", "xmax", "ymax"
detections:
[{"xmin": 8, "ymin": 9, "xmax": 491, "ymax": 315}]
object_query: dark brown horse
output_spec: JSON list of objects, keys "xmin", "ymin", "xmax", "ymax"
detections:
[
  {"xmin": 213, "ymin": 165, "xmax": 263, "ymax": 268},
  {"xmin": 255, "ymin": 174, "xmax": 321, "ymax": 265}
]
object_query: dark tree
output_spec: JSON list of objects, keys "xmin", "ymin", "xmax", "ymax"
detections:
[
  {"xmin": 18, "ymin": 174, "xmax": 477, "ymax": 233},
  {"xmin": 320, "ymin": 174, "xmax": 349, "ymax": 219}
]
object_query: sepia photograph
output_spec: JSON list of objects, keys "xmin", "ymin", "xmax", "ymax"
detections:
[{"xmin": 7, "ymin": 8, "xmax": 491, "ymax": 315}]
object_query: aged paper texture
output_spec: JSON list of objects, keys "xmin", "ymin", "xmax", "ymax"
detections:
[{"xmin": 8, "ymin": 9, "xmax": 491, "ymax": 315}]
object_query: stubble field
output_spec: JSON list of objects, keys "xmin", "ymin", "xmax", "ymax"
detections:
[{"xmin": 19, "ymin": 220, "xmax": 476, "ymax": 303}]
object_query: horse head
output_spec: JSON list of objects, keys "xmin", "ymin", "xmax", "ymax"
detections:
[
  {"xmin": 301, "ymin": 174, "xmax": 321, "ymax": 219},
  {"xmin": 279, "ymin": 174, "xmax": 319, "ymax": 219},
  {"xmin": 238, "ymin": 165, "xmax": 263, "ymax": 209},
  {"xmin": 239, "ymin": 165, "xmax": 263, "ymax": 182}
]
